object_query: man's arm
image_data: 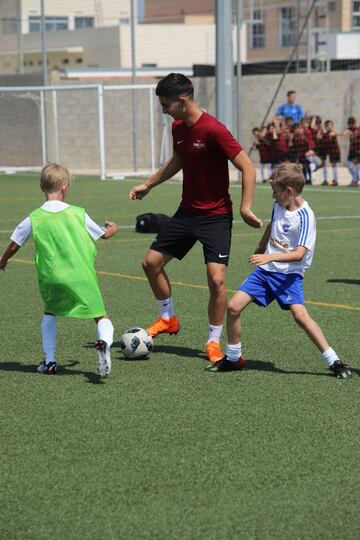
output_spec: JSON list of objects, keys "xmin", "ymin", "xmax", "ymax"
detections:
[
  {"xmin": 230, "ymin": 150, "xmax": 263, "ymax": 229},
  {"xmin": 129, "ymin": 152, "xmax": 182, "ymax": 200},
  {"xmin": 249, "ymin": 245, "xmax": 307, "ymax": 266},
  {"xmin": 0, "ymin": 241, "xmax": 21, "ymax": 271}
]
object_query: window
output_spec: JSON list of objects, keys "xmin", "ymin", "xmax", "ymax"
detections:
[
  {"xmin": 29, "ymin": 16, "xmax": 69, "ymax": 32},
  {"xmin": 119, "ymin": 18, "xmax": 130, "ymax": 25},
  {"xmin": 280, "ymin": 7, "xmax": 297, "ymax": 47},
  {"xmin": 75, "ymin": 17, "xmax": 94, "ymax": 29},
  {"xmin": 353, "ymin": 1, "xmax": 360, "ymax": 30},
  {"xmin": 250, "ymin": 9, "xmax": 265, "ymax": 48}
]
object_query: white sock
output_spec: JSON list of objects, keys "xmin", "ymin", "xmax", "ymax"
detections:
[
  {"xmin": 321, "ymin": 347, "xmax": 339, "ymax": 367},
  {"xmin": 356, "ymin": 163, "xmax": 360, "ymax": 181},
  {"xmin": 226, "ymin": 343, "xmax": 242, "ymax": 362},
  {"xmin": 347, "ymin": 160, "xmax": 357, "ymax": 182},
  {"xmin": 332, "ymin": 167, "xmax": 338, "ymax": 181},
  {"xmin": 41, "ymin": 314, "xmax": 57, "ymax": 364},
  {"xmin": 97, "ymin": 318, "xmax": 114, "ymax": 347},
  {"xmin": 207, "ymin": 324, "xmax": 223, "ymax": 344},
  {"xmin": 156, "ymin": 297, "xmax": 175, "ymax": 320},
  {"xmin": 322, "ymin": 167, "xmax": 328, "ymax": 182}
]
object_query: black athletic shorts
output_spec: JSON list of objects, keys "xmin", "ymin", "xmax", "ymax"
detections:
[{"xmin": 150, "ymin": 209, "xmax": 233, "ymax": 265}]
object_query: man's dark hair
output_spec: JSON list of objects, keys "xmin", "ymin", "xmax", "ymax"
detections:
[
  {"xmin": 287, "ymin": 90, "xmax": 296, "ymax": 97},
  {"xmin": 347, "ymin": 116, "xmax": 356, "ymax": 126},
  {"xmin": 156, "ymin": 73, "xmax": 194, "ymax": 100}
]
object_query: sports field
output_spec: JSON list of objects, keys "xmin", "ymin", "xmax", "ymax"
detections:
[{"xmin": 0, "ymin": 173, "xmax": 359, "ymax": 540}]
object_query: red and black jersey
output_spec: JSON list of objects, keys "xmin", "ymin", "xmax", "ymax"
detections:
[
  {"xmin": 293, "ymin": 133, "xmax": 309, "ymax": 161},
  {"xmin": 323, "ymin": 132, "xmax": 341, "ymax": 163},
  {"xmin": 313, "ymin": 127, "xmax": 326, "ymax": 159},
  {"xmin": 254, "ymin": 137, "xmax": 272, "ymax": 163},
  {"xmin": 278, "ymin": 129, "xmax": 291, "ymax": 153},
  {"xmin": 264, "ymin": 133, "xmax": 280, "ymax": 164},
  {"xmin": 348, "ymin": 127, "xmax": 360, "ymax": 160},
  {"xmin": 304, "ymin": 128, "xmax": 316, "ymax": 150},
  {"xmin": 172, "ymin": 112, "xmax": 242, "ymax": 215}
]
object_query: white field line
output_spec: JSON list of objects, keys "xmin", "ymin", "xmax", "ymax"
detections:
[{"xmin": 1, "ymin": 214, "xmax": 360, "ymax": 235}]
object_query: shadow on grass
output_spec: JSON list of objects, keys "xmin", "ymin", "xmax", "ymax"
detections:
[
  {"xmin": 327, "ymin": 279, "xmax": 360, "ymax": 285},
  {"xmin": 245, "ymin": 359, "xmax": 328, "ymax": 377},
  {"xmin": 0, "ymin": 360, "xmax": 105, "ymax": 385},
  {"xmin": 124, "ymin": 343, "xmax": 205, "ymax": 360}
]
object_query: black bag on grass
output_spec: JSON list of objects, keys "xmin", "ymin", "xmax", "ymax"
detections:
[{"xmin": 135, "ymin": 213, "xmax": 170, "ymax": 233}]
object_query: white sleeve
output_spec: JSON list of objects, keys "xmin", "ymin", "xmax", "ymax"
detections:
[
  {"xmin": 10, "ymin": 217, "xmax": 32, "ymax": 246},
  {"xmin": 85, "ymin": 213, "xmax": 106, "ymax": 241},
  {"xmin": 297, "ymin": 208, "xmax": 316, "ymax": 249}
]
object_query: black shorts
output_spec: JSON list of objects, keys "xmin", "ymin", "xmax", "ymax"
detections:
[{"xmin": 150, "ymin": 209, "xmax": 233, "ymax": 265}]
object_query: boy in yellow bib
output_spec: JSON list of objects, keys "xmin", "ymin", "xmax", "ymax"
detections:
[{"xmin": 0, "ymin": 163, "xmax": 118, "ymax": 378}]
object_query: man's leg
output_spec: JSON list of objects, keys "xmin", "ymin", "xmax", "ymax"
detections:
[
  {"xmin": 143, "ymin": 249, "xmax": 179, "ymax": 337},
  {"xmin": 205, "ymin": 262, "xmax": 227, "ymax": 362},
  {"xmin": 142, "ymin": 249, "xmax": 173, "ymax": 299},
  {"xmin": 289, "ymin": 304, "xmax": 351, "ymax": 378}
]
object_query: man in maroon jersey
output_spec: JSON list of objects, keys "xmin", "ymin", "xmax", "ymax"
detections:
[{"xmin": 129, "ymin": 73, "xmax": 262, "ymax": 363}]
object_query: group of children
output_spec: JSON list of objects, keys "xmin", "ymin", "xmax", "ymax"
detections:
[
  {"xmin": 0, "ymin": 161, "xmax": 352, "ymax": 380},
  {"xmin": 252, "ymin": 115, "xmax": 360, "ymax": 187}
]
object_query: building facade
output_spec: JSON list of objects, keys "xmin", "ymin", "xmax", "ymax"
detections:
[{"xmin": 0, "ymin": 0, "xmax": 359, "ymax": 75}]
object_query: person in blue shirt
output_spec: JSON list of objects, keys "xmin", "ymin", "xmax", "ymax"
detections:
[{"xmin": 275, "ymin": 90, "xmax": 304, "ymax": 124}]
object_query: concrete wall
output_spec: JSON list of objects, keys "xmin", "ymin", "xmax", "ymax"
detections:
[
  {"xmin": 236, "ymin": 70, "xmax": 360, "ymax": 159},
  {"xmin": 0, "ymin": 70, "xmax": 359, "ymax": 172}
]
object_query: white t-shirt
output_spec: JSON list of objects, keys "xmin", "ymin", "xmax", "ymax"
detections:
[
  {"xmin": 10, "ymin": 201, "xmax": 105, "ymax": 246},
  {"xmin": 260, "ymin": 200, "xmax": 316, "ymax": 276}
]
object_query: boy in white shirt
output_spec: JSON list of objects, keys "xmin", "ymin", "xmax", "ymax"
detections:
[
  {"xmin": 207, "ymin": 163, "xmax": 351, "ymax": 379},
  {"xmin": 0, "ymin": 163, "xmax": 118, "ymax": 378}
]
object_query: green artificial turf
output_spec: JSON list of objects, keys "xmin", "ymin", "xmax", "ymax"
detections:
[{"xmin": 0, "ymin": 174, "xmax": 359, "ymax": 539}]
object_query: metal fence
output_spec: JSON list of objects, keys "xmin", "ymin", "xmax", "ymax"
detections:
[{"xmin": 0, "ymin": 83, "xmax": 170, "ymax": 179}]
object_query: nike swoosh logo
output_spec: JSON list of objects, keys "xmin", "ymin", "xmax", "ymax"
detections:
[
  {"xmin": 177, "ymin": 140, "xmax": 184, "ymax": 144},
  {"xmin": 219, "ymin": 254, "xmax": 229, "ymax": 258}
]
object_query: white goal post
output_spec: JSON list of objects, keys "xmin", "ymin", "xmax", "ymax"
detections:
[{"xmin": 0, "ymin": 83, "xmax": 168, "ymax": 179}]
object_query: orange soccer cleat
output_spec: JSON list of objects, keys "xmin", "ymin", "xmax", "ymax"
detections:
[
  {"xmin": 205, "ymin": 341, "xmax": 224, "ymax": 364},
  {"xmin": 146, "ymin": 315, "xmax": 180, "ymax": 337}
]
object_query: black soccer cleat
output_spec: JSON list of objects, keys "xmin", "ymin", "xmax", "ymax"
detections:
[
  {"xmin": 37, "ymin": 360, "xmax": 57, "ymax": 374},
  {"xmin": 206, "ymin": 355, "xmax": 246, "ymax": 372},
  {"xmin": 329, "ymin": 360, "xmax": 352, "ymax": 380}
]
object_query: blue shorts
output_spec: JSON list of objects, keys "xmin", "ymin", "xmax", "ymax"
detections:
[{"xmin": 238, "ymin": 267, "xmax": 304, "ymax": 310}]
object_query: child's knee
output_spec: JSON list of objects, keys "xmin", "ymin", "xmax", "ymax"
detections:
[
  {"xmin": 227, "ymin": 298, "xmax": 241, "ymax": 318},
  {"xmin": 291, "ymin": 305, "xmax": 310, "ymax": 327}
]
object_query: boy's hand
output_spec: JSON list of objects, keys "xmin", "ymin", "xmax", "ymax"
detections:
[
  {"xmin": 0, "ymin": 258, "xmax": 7, "ymax": 271},
  {"xmin": 129, "ymin": 183, "xmax": 151, "ymax": 200},
  {"xmin": 102, "ymin": 221, "xmax": 119, "ymax": 239},
  {"xmin": 104, "ymin": 221, "xmax": 118, "ymax": 231},
  {"xmin": 240, "ymin": 208, "xmax": 263, "ymax": 229},
  {"xmin": 249, "ymin": 253, "xmax": 272, "ymax": 266}
]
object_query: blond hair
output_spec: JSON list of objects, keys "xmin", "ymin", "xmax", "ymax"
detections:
[
  {"xmin": 40, "ymin": 162, "xmax": 72, "ymax": 193},
  {"xmin": 269, "ymin": 163, "xmax": 305, "ymax": 193}
]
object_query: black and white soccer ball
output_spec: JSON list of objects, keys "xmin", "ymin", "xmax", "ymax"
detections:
[{"xmin": 119, "ymin": 327, "xmax": 154, "ymax": 359}]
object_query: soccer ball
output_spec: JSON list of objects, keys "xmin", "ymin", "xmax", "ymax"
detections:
[{"xmin": 119, "ymin": 327, "xmax": 154, "ymax": 359}]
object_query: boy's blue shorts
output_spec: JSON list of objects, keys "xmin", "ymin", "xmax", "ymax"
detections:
[{"xmin": 238, "ymin": 267, "xmax": 304, "ymax": 310}]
